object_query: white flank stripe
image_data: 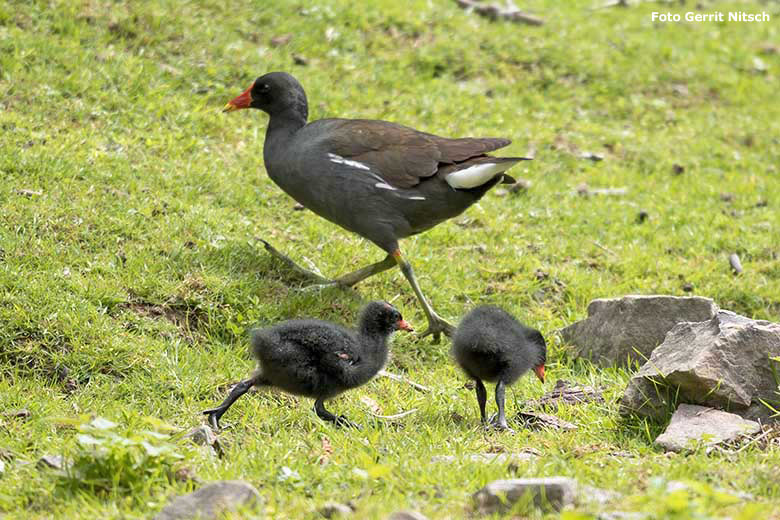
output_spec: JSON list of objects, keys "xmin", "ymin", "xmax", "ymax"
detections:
[
  {"xmin": 375, "ymin": 182, "xmax": 397, "ymax": 191},
  {"xmin": 327, "ymin": 153, "xmax": 370, "ymax": 170},
  {"xmin": 445, "ymin": 162, "xmax": 511, "ymax": 189},
  {"xmin": 405, "ymin": 196, "xmax": 426, "ymax": 200}
]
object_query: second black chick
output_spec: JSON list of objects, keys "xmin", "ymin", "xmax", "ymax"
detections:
[
  {"xmin": 452, "ymin": 305, "xmax": 546, "ymax": 431},
  {"xmin": 203, "ymin": 301, "xmax": 413, "ymax": 429}
]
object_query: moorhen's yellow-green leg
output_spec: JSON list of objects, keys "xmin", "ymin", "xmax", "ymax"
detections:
[
  {"xmin": 333, "ymin": 254, "xmax": 397, "ymax": 286},
  {"xmin": 260, "ymin": 238, "xmax": 396, "ymax": 288},
  {"xmin": 393, "ymin": 250, "xmax": 455, "ymax": 344},
  {"xmin": 259, "ymin": 239, "xmax": 330, "ymax": 284}
]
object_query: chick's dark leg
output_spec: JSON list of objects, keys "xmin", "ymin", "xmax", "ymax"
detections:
[
  {"xmin": 393, "ymin": 249, "xmax": 454, "ymax": 343},
  {"xmin": 492, "ymin": 380, "xmax": 514, "ymax": 432},
  {"xmin": 475, "ymin": 378, "xmax": 488, "ymax": 424},
  {"xmin": 314, "ymin": 398, "xmax": 359, "ymax": 429},
  {"xmin": 202, "ymin": 374, "xmax": 267, "ymax": 430}
]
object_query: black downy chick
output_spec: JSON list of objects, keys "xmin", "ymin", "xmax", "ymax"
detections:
[
  {"xmin": 452, "ymin": 305, "xmax": 546, "ymax": 431},
  {"xmin": 203, "ymin": 301, "xmax": 413, "ymax": 429}
]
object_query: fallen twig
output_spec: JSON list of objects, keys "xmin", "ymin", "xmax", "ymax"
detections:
[
  {"xmin": 379, "ymin": 370, "xmax": 431, "ymax": 393},
  {"xmin": 454, "ymin": 0, "xmax": 544, "ymax": 26},
  {"xmin": 366, "ymin": 408, "xmax": 419, "ymax": 420},
  {"xmin": 592, "ymin": 240, "xmax": 618, "ymax": 257}
]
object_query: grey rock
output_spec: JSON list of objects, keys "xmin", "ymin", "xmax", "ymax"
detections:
[
  {"xmin": 620, "ymin": 311, "xmax": 780, "ymax": 422},
  {"xmin": 319, "ymin": 502, "xmax": 353, "ymax": 517},
  {"xmin": 473, "ymin": 477, "xmax": 577, "ymax": 513},
  {"xmin": 560, "ymin": 295, "xmax": 718, "ymax": 366},
  {"xmin": 387, "ymin": 512, "xmax": 428, "ymax": 520},
  {"xmin": 654, "ymin": 404, "xmax": 760, "ymax": 452},
  {"xmin": 154, "ymin": 480, "xmax": 261, "ymax": 520}
]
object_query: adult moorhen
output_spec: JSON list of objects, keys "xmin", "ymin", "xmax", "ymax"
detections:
[
  {"xmin": 223, "ymin": 72, "xmax": 530, "ymax": 342},
  {"xmin": 203, "ymin": 301, "xmax": 413, "ymax": 429},
  {"xmin": 452, "ymin": 305, "xmax": 546, "ymax": 431}
]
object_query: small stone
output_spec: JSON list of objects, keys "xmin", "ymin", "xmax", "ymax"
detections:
[
  {"xmin": 293, "ymin": 202, "xmax": 306, "ymax": 211},
  {"xmin": 16, "ymin": 189, "xmax": 43, "ymax": 197},
  {"xmin": 183, "ymin": 425, "xmax": 217, "ymax": 447},
  {"xmin": 637, "ymin": 210, "xmax": 649, "ymax": 223},
  {"xmin": 319, "ymin": 502, "xmax": 353, "ymax": 518},
  {"xmin": 672, "ymin": 164, "xmax": 685, "ymax": 175},
  {"xmin": 2, "ymin": 409, "xmax": 31, "ymax": 420},
  {"xmin": 37, "ymin": 455, "xmax": 65, "ymax": 470},
  {"xmin": 387, "ymin": 512, "xmax": 428, "ymax": 520},
  {"xmin": 293, "ymin": 55, "xmax": 309, "ymax": 66},
  {"xmin": 173, "ymin": 467, "xmax": 201, "ymax": 484},
  {"xmin": 473, "ymin": 477, "xmax": 577, "ymax": 514},
  {"xmin": 154, "ymin": 480, "xmax": 261, "ymax": 520},
  {"xmin": 654, "ymin": 404, "xmax": 760, "ymax": 453},
  {"xmin": 509, "ymin": 179, "xmax": 531, "ymax": 192},
  {"xmin": 580, "ymin": 151, "xmax": 604, "ymax": 161},
  {"xmin": 720, "ymin": 192, "xmax": 735, "ymax": 202},
  {"xmin": 270, "ymin": 34, "xmax": 292, "ymax": 47},
  {"xmin": 729, "ymin": 253, "xmax": 743, "ymax": 274},
  {"xmin": 682, "ymin": 282, "xmax": 694, "ymax": 292}
]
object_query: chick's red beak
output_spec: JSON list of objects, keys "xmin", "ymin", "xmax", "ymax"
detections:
[
  {"xmin": 533, "ymin": 364, "xmax": 545, "ymax": 384},
  {"xmin": 223, "ymin": 85, "xmax": 253, "ymax": 113},
  {"xmin": 397, "ymin": 319, "xmax": 414, "ymax": 332}
]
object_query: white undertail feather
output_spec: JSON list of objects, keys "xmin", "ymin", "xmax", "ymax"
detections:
[{"xmin": 445, "ymin": 162, "xmax": 515, "ymax": 189}]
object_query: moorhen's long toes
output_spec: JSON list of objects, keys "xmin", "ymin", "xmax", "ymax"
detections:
[
  {"xmin": 224, "ymin": 72, "xmax": 531, "ymax": 341},
  {"xmin": 452, "ymin": 305, "xmax": 546, "ymax": 431},
  {"xmin": 201, "ymin": 301, "xmax": 412, "ymax": 428}
]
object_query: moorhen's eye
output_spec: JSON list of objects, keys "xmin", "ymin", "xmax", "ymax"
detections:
[{"xmin": 257, "ymin": 83, "xmax": 271, "ymax": 94}]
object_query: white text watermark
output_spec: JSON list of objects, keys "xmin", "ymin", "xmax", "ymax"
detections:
[{"xmin": 651, "ymin": 11, "xmax": 770, "ymax": 22}]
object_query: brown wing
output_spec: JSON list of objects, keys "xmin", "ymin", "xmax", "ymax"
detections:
[{"xmin": 321, "ymin": 119, "xmax": 511, "ymax": 188}]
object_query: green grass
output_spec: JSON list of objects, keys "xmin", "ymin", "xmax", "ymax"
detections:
[{"xmin": 1, "ymin": 0, "xmax": 779, "ymax": 518}]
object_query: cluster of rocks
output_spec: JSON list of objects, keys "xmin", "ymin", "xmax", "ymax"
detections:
[{"xmin": 561, "ymin": 295, "xmax": 780, "ymax": 450}]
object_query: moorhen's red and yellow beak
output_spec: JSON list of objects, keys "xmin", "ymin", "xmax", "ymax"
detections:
[
  {"xmin": 533, "ymin": 364, "xmax": 545, "ymax": 384},
  {"xmin": 223, "ymin": 85, "xmax": 253, "ymax": 113},
  {"xmin": 397, "ymin": 319, "xmax": 414, "ymax": 332}
]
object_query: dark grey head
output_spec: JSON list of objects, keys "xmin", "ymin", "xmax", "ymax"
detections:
[
  {"xmin": 358, "ymin": 301, "xmax": 414, "ymax": 336},
  {"xmin": 223, "ymin": 71, "xmax": 308, "ymax": 121}
]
